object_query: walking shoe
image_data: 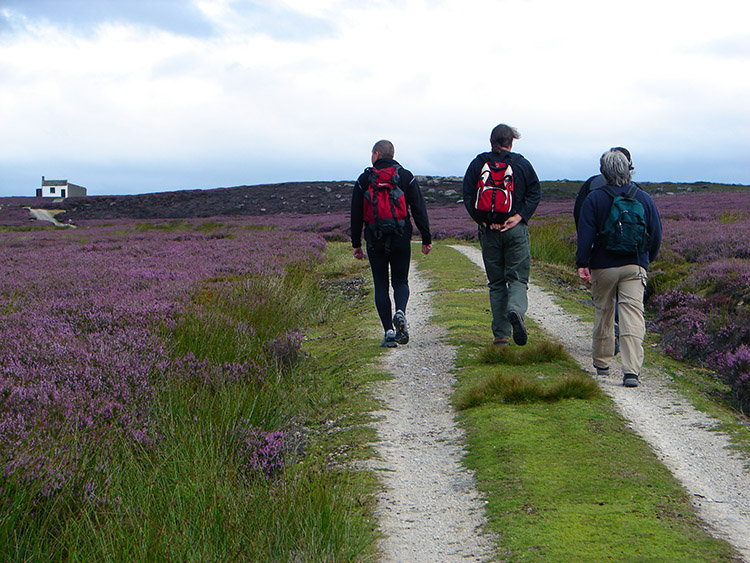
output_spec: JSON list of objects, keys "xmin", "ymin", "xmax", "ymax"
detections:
[
  {"xmin": 493, "ymin": 337, "xmax": 509, "ymax": 347},
  {"xmin": 595, "ymin": 366, "xmax": 610, "ymax": 376},
  {"xmin": 507, "ymin": 311, "xmax": 527, "ymax": 346},
  {"xmin": 392, "ymin": 310, "xmax": 409, "ymax": 345},
  {"xmin": 614, "ymin": 322, "xmax": 620, "ymax": 356},
  {"xmin": 623, "ymin": 373, "xmax": 639, "ymax": 387},
  {"xmin": 381, "ymin": 329, "xmax": 397, "ymax": 348}
]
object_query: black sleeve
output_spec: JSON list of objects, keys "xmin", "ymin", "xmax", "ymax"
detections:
[
  {"xmin": 350, "ymin": 173, "xmax": 366, "ymax": 248},
  {"xmin": 515, "ymin": 157, "xmax": 541, "ymax": 224},
  {"xmin": 403, "ymin": 170, "xmax": 432, "ymax": 245}
]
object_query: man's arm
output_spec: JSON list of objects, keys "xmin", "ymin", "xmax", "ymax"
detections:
[
  {"xmin": 350, "ymin": 176, "xmax": 365, "ymax": 249},
  {"xmin": 405, "ymin": 173, "xmax": 432, "ymax": 246},
  {"xmin": 516, "ymin": 158, "xmax": 541, "ymax": 223}
]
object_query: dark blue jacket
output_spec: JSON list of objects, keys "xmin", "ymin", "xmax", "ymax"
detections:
[{"xmin": 575, "ymin": 183, "xmax": 662, "ymax": 270}]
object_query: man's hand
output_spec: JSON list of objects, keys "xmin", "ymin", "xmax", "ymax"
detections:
[
  {"xmin": 353, "ymin": 247, "xmax": 365, "ymax": 260},
  {"xmin": 422, "ymin": 243, "xmax": 432, "ymax": 255},
  {"xmin": 489, "ymin": 213, "xmax": 522, "ymax": 232},
  {"xmin": 499, "ymin": 213, "xmax": 522, "ymax": 232},
  {"xmin": 577, "ymin": 267, "xmax": 591, "ymax": 284}
]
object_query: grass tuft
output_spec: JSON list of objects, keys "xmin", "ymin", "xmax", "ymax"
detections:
[
  {"xmin": 455, "ymin": 372, "xmax": 600, "ymax": 410},
  {"xmin": 478, "ymin": 340, "xmax": 567, "ymax": 365}
]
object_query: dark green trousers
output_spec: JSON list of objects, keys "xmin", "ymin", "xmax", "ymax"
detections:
[{"xmin": 478, "ymin": 223, "xmax": 530, "ymax": 339}]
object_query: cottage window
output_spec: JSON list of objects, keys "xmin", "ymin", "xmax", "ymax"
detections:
[{"xmin": 50, "ymin": 187, "xmax": 55, "ymax": 194}]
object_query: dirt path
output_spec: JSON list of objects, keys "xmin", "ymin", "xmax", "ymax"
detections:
[
  {"xmin": 27, "ymin": 207, "xmax": 75, "ymax": 228},
  {"xmin": 451, "ymin": 244, "xmax": 750, "ymax": 562},
  {"xmin": 368, "ymin": 260, "xmax": 496, "ymax": 562}
]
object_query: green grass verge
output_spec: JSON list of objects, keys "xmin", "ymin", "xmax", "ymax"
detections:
[{"xmin": 417, "ymin": 242, "xmax": 739, "ymax": 562}]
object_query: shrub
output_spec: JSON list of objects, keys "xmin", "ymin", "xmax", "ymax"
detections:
[
  {"xmin": 709, "ymin": 345, "xmax": 750, "ymax": 413},
  {"xmin": 238, "ymin": 425, "xmax": 287, "ymax": 479}
]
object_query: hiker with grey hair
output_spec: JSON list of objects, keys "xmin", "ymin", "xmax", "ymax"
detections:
[
  {"xmin": 576, "ymin": 149, "xmax": 662, "ymax": 387},
  {"xmin": 351, "ymin": 139, "xmax": 432, "ymax": 348},
  {"xmin": 462, "ymin": 123, "xmax": 541, "ymax": 347},
  {"xmin": 574, "ymin": 146, "xmax": 637, "ymax": 355}
]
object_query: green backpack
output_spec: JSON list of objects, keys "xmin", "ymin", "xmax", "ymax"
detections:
[{"xmin": 600, "ymin": 185, "xmax": 650, "ymax": 255}]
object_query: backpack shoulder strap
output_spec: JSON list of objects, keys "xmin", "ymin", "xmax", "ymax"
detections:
[
  {"xmin": 625, "ymin": 185, "xmax": 639, "ymax": 199},
  {"xmin": 601, "ymin": 185, "xmax": 618, "ymax": 199}
]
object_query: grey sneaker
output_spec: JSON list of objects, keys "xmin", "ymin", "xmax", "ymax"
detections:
[
  {"xmin": 595, "ymin": 366, "xmax": 610, "ymax": 376},
  {"xmin": 392, "ymin": 310, "xmax": 409, "ymax": 345},
  {"xmin": 508, "ymin": 311, "xmax": 527, "ymax": 346},
  {"xmin": 623, "ymin": 373, "xmax": 639, "ymax": 387},
  {"xmin": 614, "ymin": 323, "xmax": 620, "ymax": 356},
  {"xmin": 381, "ymin": 329, "xmax": 397, "ymax": 348}
]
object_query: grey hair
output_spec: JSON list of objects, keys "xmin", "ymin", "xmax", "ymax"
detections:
[
  {"xmin": 600, "ymin": 149, "xmax": 632, "ymax": 186},
  {"xmin": 372, "ymin": 139, "xmax": 395, "ymax": 159}
]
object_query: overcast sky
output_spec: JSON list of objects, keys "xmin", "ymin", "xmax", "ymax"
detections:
[{"xmin": 1, "ymin": 0, "xmax": 749, "ymax": 197}]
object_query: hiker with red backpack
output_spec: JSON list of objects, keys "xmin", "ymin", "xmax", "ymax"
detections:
[
  {"xmin": 462, "ymin": 124, "xmax": 541, "ymax": 347},
  {"xmin": 576, "ymin": 149, "xmax": 662, "ymax": 387},
  {"xmin": 351, "ymin": 139, "xmax": 432, "ymax": 347}
]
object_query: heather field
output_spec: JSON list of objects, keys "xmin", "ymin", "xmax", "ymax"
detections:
[{"xmin": 0, "ymin": 221, "xmax": 378, "ymax": 560}]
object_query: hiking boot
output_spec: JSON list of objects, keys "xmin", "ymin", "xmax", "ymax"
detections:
[
  {"xmin": 507, "ymin": 311, "xmax": 527, "ymax": 346},
  {"xmin": 623, "ymin": 373, "xmax": 639, "ymax": 387},
  {"xmin": 381, "ymin": 329, "xmax": 397, "ymax": 348},
  {"xmin": 614, "ymin": 322, "xmax": 620, "ymax": 356},
  {"xmin": 595, "ymin": 366, "xmax": 610, "ymax": 376},
  {"xmin": 392, "ymin": 310, "xmax": 409, "ymax": 345},
  {"xmin": 493, "ymin": 337, "xmax": 509, "ymax": 348}
]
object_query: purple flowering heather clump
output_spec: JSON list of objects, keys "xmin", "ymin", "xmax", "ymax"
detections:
[
  {"xmin": 651, "ymin": 291, "xmax": 713, "ymax": 361},
  {"xmin": 266, "ymin": 330, "xmax": 306, "ymax": 368},
  {"xmin": 710, "ymin": 345, "xmax": 750, "ymax": 412},
  {"xmin": 238, "ymin": 426, "xmax": 286, "ymax": 479}
]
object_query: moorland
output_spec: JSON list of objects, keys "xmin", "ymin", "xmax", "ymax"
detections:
[{"xmin": 1, "ymin": 178, "xmax": 748, "ymax": 560}]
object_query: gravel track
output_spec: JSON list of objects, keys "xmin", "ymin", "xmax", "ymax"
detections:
[
  {"xmin": 368, "ymin": 260, "xmax": 496, "ymax": 562},
  {"xmin": 451, "ymin": 244, "xmax": 750, "ymax": 562}
]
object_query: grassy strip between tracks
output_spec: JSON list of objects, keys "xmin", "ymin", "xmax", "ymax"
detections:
[{"xmin": 418, "ymin": 242, "xmax": 739, "ymax": 562}]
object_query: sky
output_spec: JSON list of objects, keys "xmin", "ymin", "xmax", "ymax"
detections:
[{"xmin": 1, "ymin": 0, "xmax": 749, "ymax": 197}]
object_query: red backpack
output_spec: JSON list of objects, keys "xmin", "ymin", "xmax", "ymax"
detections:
[
  {"xmin": 474, "ymin": 156, "xmax": 514, "ymax": 221},
  {"xmin": 363, "ymin": 166, "xmax": 407, "ymax": 236}
]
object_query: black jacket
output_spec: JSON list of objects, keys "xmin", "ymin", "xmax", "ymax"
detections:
[
  {"xmin": 462, "ymin": 150, "xmax": 541, "ymax": 225},
  {"xmin": 350, "ymin": 158, "xmax": 432, "ymax": 249}
]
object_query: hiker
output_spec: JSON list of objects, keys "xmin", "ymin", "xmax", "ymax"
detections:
[
  {"xmin": 462, "ymin": 123, "xmax": 542, "ymax": 347},
  {"xmin": 573, "ymin": 147, "xmax": 636, "ymax": 355},
  {"xmin": 351, "ymin": 139, "xmax": 432, "ymax": 347},
  {"xmin": 575, "ymin": 149, "xmax": 662, "ymax": 387}
]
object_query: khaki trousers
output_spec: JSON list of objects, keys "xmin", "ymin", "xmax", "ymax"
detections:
[{"xmin": 590, "ymin": 265, "xmax": 648, "ymax": 376}]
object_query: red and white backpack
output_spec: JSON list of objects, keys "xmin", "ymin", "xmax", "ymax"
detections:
[{"xmin": 363, "ymin": 165, "xmax": 408, "ymax": 236}]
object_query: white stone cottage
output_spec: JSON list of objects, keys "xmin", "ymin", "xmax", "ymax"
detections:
[{"xmin": 36, "ymin": 176, "xmax": 87, "ymax": 198}]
